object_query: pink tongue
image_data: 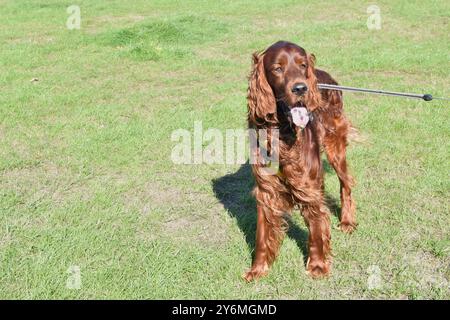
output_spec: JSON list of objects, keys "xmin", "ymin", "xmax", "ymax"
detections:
[{"xmin": 291, "ymin": 107, "xmax": 309, "ymax": 128}]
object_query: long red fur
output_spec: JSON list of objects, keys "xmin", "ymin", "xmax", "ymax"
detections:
[{"xmin": 244, "ymin": 42, "xmax": 356, "ymax": 281}]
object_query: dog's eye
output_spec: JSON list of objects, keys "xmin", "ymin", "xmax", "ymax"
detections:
[
  {"xmin": 274, "ymin": 67, "xmax": 283, "ymax": 73},
  {"xmin": 300, "ymin": 63, "xmax": 307, "ymax": 69}
]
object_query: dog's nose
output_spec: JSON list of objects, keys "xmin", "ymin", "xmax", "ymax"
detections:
[{"xmin": 291, "ymin": 83, "xmax": 308, "ymax": 95}]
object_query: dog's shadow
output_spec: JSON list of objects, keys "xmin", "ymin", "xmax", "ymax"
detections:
[{"xmin": 212, "ymin": 162, "xmax": 341, "ymax": 266}]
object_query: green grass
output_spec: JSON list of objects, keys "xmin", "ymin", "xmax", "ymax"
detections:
[{"xmin": 0, "ymin": 0, "xmax": 449, "ymax": 299}]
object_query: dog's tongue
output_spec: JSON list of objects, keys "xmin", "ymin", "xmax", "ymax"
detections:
[{"xmin": 290, "ymin": 107, "xmax": 309, "ymax": 128}]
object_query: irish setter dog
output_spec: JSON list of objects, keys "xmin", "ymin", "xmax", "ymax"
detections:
[{"xmin": 245, "ymin": 41, "xmax": 356, "ymax": 281}]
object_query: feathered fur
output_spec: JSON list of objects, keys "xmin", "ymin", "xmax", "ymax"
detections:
[{"xmin": 244, "ymin": 41, "xmax": 356, "ymax": 281}]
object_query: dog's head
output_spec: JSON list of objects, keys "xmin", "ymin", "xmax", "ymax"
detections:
[{"xmin": 247, "ymin": 41, "xmax": 321, "ymax": 126}]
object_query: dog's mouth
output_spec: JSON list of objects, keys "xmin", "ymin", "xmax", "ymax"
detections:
[
  {"xmin": 276, "ymin": 100, "xmax": 311, "ymax": 129},
  {"xmin": 290, "ymin": 106, "xmax": 310, "ymax": 128},
  {"xmin": 276, "ymin": 99, "xmax": 306, "ymax": 110},
  {"xmin": 291, "ymin": 100, "xmax": 307, "ymax": 109}
]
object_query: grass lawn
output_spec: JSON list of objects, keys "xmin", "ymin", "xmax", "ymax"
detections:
[{"xmin": 0, "ymin": 0, "xmax": 449, "ymax": 299}]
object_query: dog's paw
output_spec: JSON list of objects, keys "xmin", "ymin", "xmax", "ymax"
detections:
[
  {"xmin": 338, "ymin": 222, "xmax": 357, "ymax": 234},
  {"xmin": 242, "ymin": 264, "xmax": 269, "ymax": 282},
  {"xmin": 306, "ymin": 258, "xmax": 331, "ymax": 279}
]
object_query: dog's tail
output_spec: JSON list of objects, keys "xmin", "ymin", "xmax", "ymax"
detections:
[{"xmin": 347, "ymin": 124, "xmax": 368, "ymax": 145}]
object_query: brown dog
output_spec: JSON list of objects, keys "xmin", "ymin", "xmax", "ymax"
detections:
[{"xmin": 245, "ymin": 41, "xmax": 356, "ymax": 281}]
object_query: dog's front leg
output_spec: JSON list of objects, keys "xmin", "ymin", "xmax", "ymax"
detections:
[
  {"xmin": 243, "ymin": 185, "xmax": 292, "ymax": 282},
  {"xmin": 243, "ymin": 204, "xmax": 272, "ymax": 282},
  {"xmin": 302, "ymin": 203, "xmax": 332, "ymax": 278}
]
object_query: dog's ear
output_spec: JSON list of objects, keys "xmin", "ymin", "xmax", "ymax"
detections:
[
  {"xmin": 247, "ymin": 52, "xmax": 277, "ymax": 126},
  {"xmin": 305, "ymin": 52, "xmax": 321, "ymax": 110},
  {"xmin": 307, "ymin": 53, "xmax": 316, "ymax": 78}
]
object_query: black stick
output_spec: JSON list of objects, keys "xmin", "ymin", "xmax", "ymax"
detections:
[{"xmin": 317, "ymin": 83, "xmax": 434, "ymax": 101}]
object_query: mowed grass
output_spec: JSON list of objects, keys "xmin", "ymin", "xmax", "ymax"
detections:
[{"xmin": 0, "ymin": 0, "xmax": 449, "ymax": 299}]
